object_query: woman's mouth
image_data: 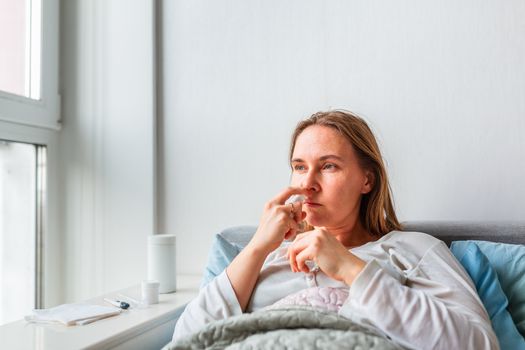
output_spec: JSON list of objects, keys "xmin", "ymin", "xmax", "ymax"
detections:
[{"xmin": 304, "ymin": 201, "xmax": 321, "ymax": 207}]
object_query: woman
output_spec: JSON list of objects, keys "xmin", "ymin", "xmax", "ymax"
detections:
[{"xmin": 173, "ymin": 110, "xmax": 498, "ymax": 349}]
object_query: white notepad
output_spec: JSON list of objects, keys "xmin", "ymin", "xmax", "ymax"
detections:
[{"xmin": 25, "ymin": 303, "xmax": 121, "ymax": 326}]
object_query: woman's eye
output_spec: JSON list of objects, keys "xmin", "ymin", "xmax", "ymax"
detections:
[
  {"xmin": 293, "ymin": 164, "xmax": 306, "ymax": 171},
  {"xmin": 323, "ymin": 163, "xmax": 337, "ymax": 170}
]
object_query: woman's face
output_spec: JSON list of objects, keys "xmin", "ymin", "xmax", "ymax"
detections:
[{"xmin": 290, "ymin": 125, "xmax": 373, "ymax": 228}]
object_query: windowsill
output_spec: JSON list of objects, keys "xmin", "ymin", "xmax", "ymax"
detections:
[{"xmin": 0, "ymin": 274, "xmax": 201, "ymax": 350}]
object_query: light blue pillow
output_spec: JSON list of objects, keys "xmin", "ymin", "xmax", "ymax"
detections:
[
  {"xmin": 473, "ymin": 240, "xmax": 525, "ymax": 338},
  {"xmin": 200, "ymin": 234, "xmax": 241, "ymax": 288},
  {"xmin": 450, "ymin": 241, "xmax": 525, "ymax": 350}
]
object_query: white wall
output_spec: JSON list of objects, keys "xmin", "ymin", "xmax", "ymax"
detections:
[
  {"xmin": 160, "ymin": 0, "xmax": 525, "ymax": 274},
  {"xmin": 60, "ymin": 0, "xmax": 156, "ymax": 301}
]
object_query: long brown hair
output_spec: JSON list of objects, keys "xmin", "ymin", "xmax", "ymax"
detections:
[{"xmin": 289, "ymin": 110, "xmax": 402, "ymax": 236}]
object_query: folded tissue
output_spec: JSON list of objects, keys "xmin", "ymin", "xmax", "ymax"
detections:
[{"xmin": 25, "ymin": 303, "xmax": 121, "ymax": 326}]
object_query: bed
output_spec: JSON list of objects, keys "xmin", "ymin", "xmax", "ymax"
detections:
[{"xmin": 164, "ymin": 221, "xmax": 525, "ymax": 349}]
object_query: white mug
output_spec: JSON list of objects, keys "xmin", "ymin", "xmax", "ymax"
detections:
[{"xmin": 141, "ymin": 280, "xmax": 160, "ymax": 304}]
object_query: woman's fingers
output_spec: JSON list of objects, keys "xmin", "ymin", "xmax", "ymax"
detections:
[
  {"xmin": 287, "ymin": 235, "xmax": 311, "ymax": 272},
  {"xmin": 284, "ymin": 225, "xmax": 297, "ymax": 241},
  {"xmin": 270, "ymin": 186, "xmax": 308, "ymax": 206},
  {"xmin": 252, "ymin": 188, "xmax": 308, "ymax": 254},
  {"xmin": 288, "ymin": 244, "xmax": 297, "ymax": 272},
  {"xmin": 289, "ymin": 201, "xmax": 306, "ymax": 223},
  {"xmin": 279, "ymin": 199, "xmax": 307, "ymax": 240},
  {"xmin": 284, "ymin": 206, "xmax": 305, "ymax": 240},
  {"xmin": 295, "ymin": 249, "xmax": 314, "ymax": 273},
  {"xmin": 287, "ymin": 231, "xmax": 312, "ymax": 263}
]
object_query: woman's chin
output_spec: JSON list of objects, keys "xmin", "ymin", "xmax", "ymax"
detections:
[
  {"xmin": 304, "ymin": 215, "xmax": 325, "ymax": 228},
  {"xmin": 303, "ymin": 209, "xmax": 332, "ymax": 228}
]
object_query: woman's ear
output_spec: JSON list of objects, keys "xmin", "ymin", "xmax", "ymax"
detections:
[{"xmin": 361, "ymin": 170, "xmax": 375, "ymax": 194}]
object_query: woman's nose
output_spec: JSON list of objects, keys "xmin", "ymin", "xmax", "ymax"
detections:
[{"xmin": 302, "ymin": 170, "xmax": 320, "ymax": 192}]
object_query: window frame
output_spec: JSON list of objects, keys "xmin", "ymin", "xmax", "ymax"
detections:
[{"xmin": 0, "ymin": 0, "xmax": 60, "ymax": 130}]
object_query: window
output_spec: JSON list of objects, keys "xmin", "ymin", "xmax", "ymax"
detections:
[
  {"xmin": 0, "ymin": 0, "xmax": 41, "ymax": 99},
  {"xmin": 0, "ymin": 0, "xmax": 60, "ymax": 129},
  {"xmin": 0, "ymin": 0, "xmax": 59, "ymax": 321},
  {"xmin": 0, "ymin": 140, "xmax": 45, "ymax": 325}
]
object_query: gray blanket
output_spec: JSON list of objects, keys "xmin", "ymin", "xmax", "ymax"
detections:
[{"xmin": 165, "ymin": 306, "xmax": 401, "ymax": 350}]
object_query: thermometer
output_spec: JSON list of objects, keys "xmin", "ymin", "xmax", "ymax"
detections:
[{"xmin": 104, "ymin": 298, "xmax": 130, "ymax": 310}]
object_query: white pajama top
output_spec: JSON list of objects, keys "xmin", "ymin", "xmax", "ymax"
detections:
[{"xmin": 172, "ymin": 230, "xmax": 499, "ymax": 350}]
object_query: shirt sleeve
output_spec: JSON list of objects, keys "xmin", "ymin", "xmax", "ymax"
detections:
[
  {"xmin": 172, "ymin": 270, "xmax": 242, "ymax": 342},
  {"xmin": 339, "ymin": 241, "xmax": 499, "ymax": 350}
]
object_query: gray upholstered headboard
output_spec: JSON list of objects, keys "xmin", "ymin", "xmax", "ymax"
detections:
[
  {"xmin": 220, "ymin": 221, "xmax": 525, "ymax": 248},
  {"xmin": 402, "ymin": 221, "xmax": 525, "ymax": 246}
]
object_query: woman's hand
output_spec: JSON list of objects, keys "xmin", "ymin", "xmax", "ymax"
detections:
[
  {"xmin": 248, "ymin": 187, "xmax": 308, "ymax": 255},
  {"xmin": 287, "ymin": 228, "xmax": 367, "ymax": 286}
]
